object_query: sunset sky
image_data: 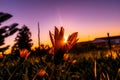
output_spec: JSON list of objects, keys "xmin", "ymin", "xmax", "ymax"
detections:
[{"xmin": 0, "ymin": 0, "xmax": 120, "ymax": 48}]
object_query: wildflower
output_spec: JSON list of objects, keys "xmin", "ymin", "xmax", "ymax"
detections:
[
  {"xmin": 63, "ymin": 53, "xmax": 69, "ymax": 61},
  {"xmin": 49, "ymin": 27, "xmax": 78, "ymax": 65},
  {"xmin": 71, "ymin": 59, "xmax": 77, "ymax": 65},
  {"xmin": 48, "ymin": 47, "xmax": 54, "ymax": 55},
  {"xmin": 37, "ymin": 69, "xmax": 46, "ymax": 77},
  {"xmin": 19, "ymin": 49, "xmax": 30, "ymax": 59},
  {"xmin": 0, "ymin": 53, "xmax": 4, "ymax": 59}
]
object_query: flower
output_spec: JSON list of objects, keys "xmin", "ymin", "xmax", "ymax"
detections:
[
  {"xmin": 71, "ymin": 59, "xmax": 77, "ymax": 64},
  {"xmin": 63, "ymin": 53, "xmax": 69, "ymax": 61},
  {"xmin": 48, "ymin": 47, "xmax": 54, "ymax": 55},
  {"xmin": 49, "ymin": 27, "xmax": 78, "ymax": 51},
  {"xmin": 49, "ymin": 27, "xmax": 64, "ymax": 50},
  {"xmin": 49, "ymin": 27, "xmax": 78, "ymax": 65},
  {"xmin": 0, "ymin": 53, "xmax": 4, "ymax": 59},
  {"xmin": 19, "ymin": 49, "xmax": 30, "ymax": 59},
  {"xmin": 37, "ymin": 69, "xmax": 46, "ymax": 77}
]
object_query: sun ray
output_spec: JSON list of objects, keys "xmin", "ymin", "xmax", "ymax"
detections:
[{"xmin": 64, "ymin": 36, "xmax": 68, "ymax": 43}]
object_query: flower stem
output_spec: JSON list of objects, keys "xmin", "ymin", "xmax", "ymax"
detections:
[
  {"xmin": 32, "ymin": 72, "xmax": 38, "ymax": 80},
  {"xmin": 49, "ymin": 64, "xmax": 56, "ymax": 80},
  {"xmin": 8, "ymin": 59, "xmax": 25, "ymax": 80}
]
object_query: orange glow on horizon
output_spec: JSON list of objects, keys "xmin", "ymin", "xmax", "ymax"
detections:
[{"xmin": 3, "ymin": 32, "xmax": 120, "ymax": 54}]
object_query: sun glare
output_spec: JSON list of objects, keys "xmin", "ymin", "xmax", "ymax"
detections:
[{"xmin": 64, "ymin": 36, "xmax": 68, "ymax": 43}]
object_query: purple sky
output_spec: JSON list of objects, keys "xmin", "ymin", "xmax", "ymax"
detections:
[{"xmin": 0, "ymin": 0, "xmax": 120, "ymax": 48}]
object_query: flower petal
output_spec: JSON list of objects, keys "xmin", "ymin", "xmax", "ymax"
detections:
[
  {"xmin": 54, "ymin": 27, "xmax": 65, "ymax": 50},
  {"xmin": 71, "ymin": 38, "xmax": 79, "ymax": 47},
  {"xmin": 67, "ymin": 32, "xmax": 78, "ymax": 43},
  {"xmin": 49, "ymin": 31, "xmax": 55, "ymax": 47},
  {"xmin": 54, "ymin": 26, "xmax": 59, "ymax": 41},
  {"xmin": 65, "ymin": 32, "xmax": 78, "ymax": 50},
  {"xmin": 25, "ymin": 51, "xmax": 30, "ymax": 60},
  {"xmin": 59, "ymin": 27, "xmax": 64, "ymax": 40},
  {"xmin": 64, "ymin": 43, "xmax": 72, "ymax": 51},
  {"xmin": 48, "ymin": 47, "xmax": 54, "ymax": 55}
]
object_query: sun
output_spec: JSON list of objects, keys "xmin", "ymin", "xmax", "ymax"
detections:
[{"xmin": 64, "ymin": 36, "xmax": 68, "ymax": 43}]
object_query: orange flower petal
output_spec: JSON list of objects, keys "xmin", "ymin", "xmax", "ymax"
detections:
[
  {"xmin": 59, "ymin": 27, "xmax": 64, "ymax": 40},
  {"xmin": 71, "ymin": 59, "xmax": 77, "ymax": 64},
  {"xmin": 71, "ymin": 38, "xmax": 79, "ymax": 47},
  {"xmin": 67, "ymin": 32, "xmax": 78, "ymax": 43},
  {"xmin": 48, "ymin": 47, "xmax": 54, "ymax": 55},
  {"xmin": 20, "ymin": 49, "xmax": 30, "ymax": 59},
  {"xmin": 49, "ymin": 31, "xmax": 55, "ymax": 47},
  {"xmin": 63, "ymin": 53, "xmax": 69, "ymax": 60},
  {"xmin": 0, "ymin": 54, "xmax": 4, "ymax": 59},
  {"xmin": 25, "ymin": 52, "xmax": 30, "ymax": 60},
  {"xmin": 37, "ymin": 69, "xmax": 46, "ymax": 77},
  {"xmin": 54, "ymin": 26, "xmax": 59, "ymax": 40}
]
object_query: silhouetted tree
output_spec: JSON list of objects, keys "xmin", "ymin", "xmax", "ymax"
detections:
[
  {"xmin": 13, "ymin": 25, "xmax": 33, "ymax": 51},
  {"xmin": 0, "ymin": 12, "xmax": 18, "ymax": 54}
]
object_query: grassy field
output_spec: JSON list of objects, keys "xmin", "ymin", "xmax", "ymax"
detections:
[{"xmin": 0, "ymin": 49, "xmax": 120, "ymax": 80}]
